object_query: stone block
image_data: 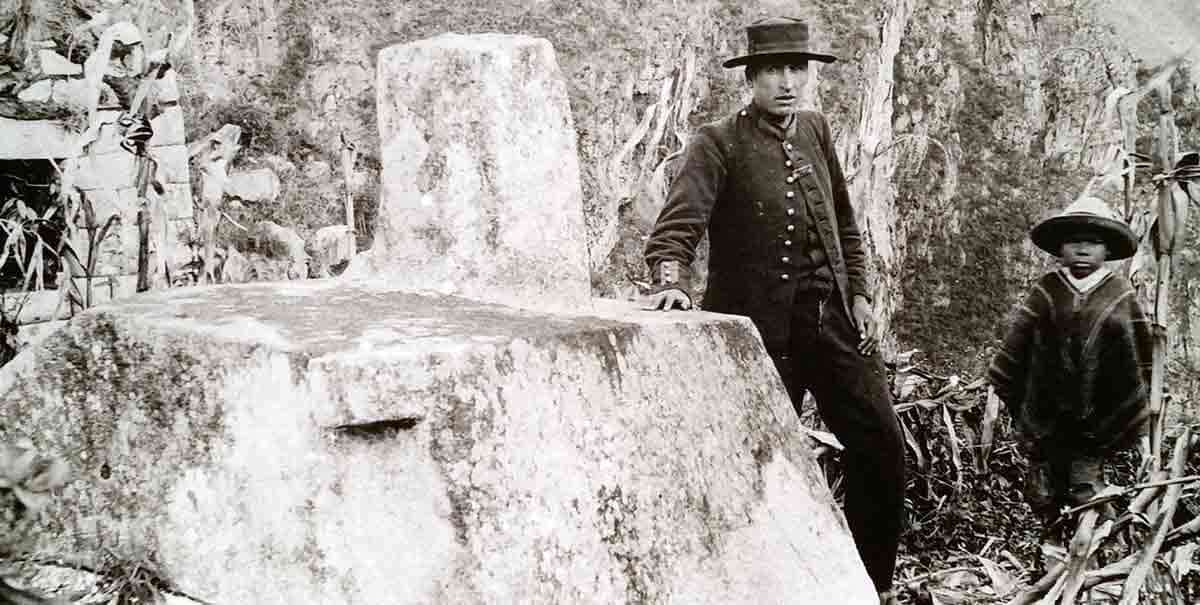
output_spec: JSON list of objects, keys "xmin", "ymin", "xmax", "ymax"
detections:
[
  {"xmin": 153, "ymin": 145, "xmax": 191, "ymax": 184},
  {"xmin": 69, "ymin": 220, "xmax": 138, "ymax": 275},
  {"xmin": 68, "ymin": 144, "xmax": 190, "ymax": 190},
  {"xmin": 73, "ymin": 185, "xmax": 190, "ymax": 272},
  {"xmin": 156, "ymin": 70, "xmax": 180, "ymax": 104},
  {"xmin": 254, "ymin": 221, "xmax": 308, "ymax": 279},
  {"xmin": 9, "ymin": 273, "xmax": 139, "ymax": 326},
  {"xmin": 0, "ymin": 117, "xmax": 76, "ymax": 160},
  {"xmin": 312, "ymin": 225, "xmax": 354, "ymax": 274},
  {"xmin": 48, "ymin": 78, "xmax": 92, "ymax": 108},
  {"xmin": 225, "ymin": 167, "xmax": 281, "ymax": 202},
  {"xmin": 161, "ymin": 183, "xmax": 194, "ymax": 220},
  {"xmin": 0, "ymin": 282, "xmax": 875, "ymax": 604},
  {"xmin": 70, "ymin": 184, "xmax": 186, "ymax": 282},
  {"xmin": 346, "ymin": 34, "xmax": 590, "ymax": 313},
  {"xmin": 75, "ymin": 188, "xmax": 134, "ymax": 227},
  {"xmin": 69, "ymin": 209, "xmax": 188, "ymax": 279},
  {"xmin": 66, "ymin": 213, "xmax": 189, "ymax": 286},
  {"xmin": 86, "ymin": 109, "xmax": 128, "ymax": 155},
  {"xmin": 149, "ymin": 105, "xmax": 187, "ymax": 148},
  {"xmin": 72, "ymin": 274, "xmax": 139, "ymax": 306},
  {"xmin": 67, "ymin": 153, "xmax": 134, "ymax": 190},
  {"xmin": 17, "ymin": 80, "xmax": 53, "ymax": 102},
  {"xmin": 38, "ymin": 50, "xmax": 82, "ymax": 76},
  {"xmin": 10, "ymin": 290, "xmax": 69, "ymax": 324}
]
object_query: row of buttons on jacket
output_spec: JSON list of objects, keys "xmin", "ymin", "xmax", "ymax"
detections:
[{"xmin": 781, "ymin": 141, "xmax": 799, "ymax": 281}]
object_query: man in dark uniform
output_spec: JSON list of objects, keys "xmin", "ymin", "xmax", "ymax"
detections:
[{"xmin": 643, "ymin": 17, "xmax": 905, "ymax": 604}]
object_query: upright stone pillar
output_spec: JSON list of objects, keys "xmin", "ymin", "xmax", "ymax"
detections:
[{"xmin": 349, "ymin": 34, "xmax": 591, "ymax": 312}]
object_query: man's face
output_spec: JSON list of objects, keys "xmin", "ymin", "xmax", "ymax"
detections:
[
  {"xmin": 1060, "ymin": 232, "xmax": 1108, "ymax": 279},
  {"xmin": 750, "ymin": 60, "xmax": 808, "ymax": 118}
]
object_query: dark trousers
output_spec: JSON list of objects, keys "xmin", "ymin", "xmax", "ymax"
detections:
[
  {"xmin": 1023, "ymin": 445, "xmax": 1105, "ymax": 525},
  {"xmin": 767, "ymin": 283, "xmax": 906, "ymax": 592}
]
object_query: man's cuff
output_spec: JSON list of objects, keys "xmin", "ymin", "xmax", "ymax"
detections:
[{"xmin": 651, "ymin": 260, "xmax": 693, "ymax": 296}]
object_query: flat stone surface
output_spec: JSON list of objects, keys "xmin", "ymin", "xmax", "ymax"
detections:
[
  {"xmin": 68, "ymin": 144, "xmax": 190, "ymax": 190},
  {"xmin": 0, "ymin": 117, "xmax": 76, "ymax": 159},
  {"xmin": 12, "ymin": 275, "xmax": 138, "ymax": 325},
  {"xmin": 225, "ymin": 167, "xmax": 281, "ymax": 202},
  {"xmin": 347, "ymin": 34, "xmax": 591, "ymax": 312},
  {"xmin": 0, "ymin": 281, "xmax": 875, "ymax": 604}
]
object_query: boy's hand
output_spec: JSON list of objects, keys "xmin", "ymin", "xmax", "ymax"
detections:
[
  {"xmin": 644, "ymin": 289, "xmax": 692, "ymax": 311},
  {"xmin": 852, "ymin": 294, "xmax": 878, "ymax": 356}
]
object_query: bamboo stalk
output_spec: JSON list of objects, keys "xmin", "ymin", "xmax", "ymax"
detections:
[
  {"xmin": 1148, "ymin": 88, "xmax": 1179, "ymax": 470},
  {"xmin": 1165, "ymin": 513, "xmax": 1200, "ymax": 545},
  {"xmin": 1061, "ymin": 510, "xmax": 1100, "ymax": 603},
  {"xmin": 1119, "ymin": 428, "xmax": 1191, "ymax": 605},
  {"xmin": 1005, "ymin": 561, "xmax": 1066, "ymax": 605},
  {"xmin": 340, "ymin": 133, "xmax": 357, "ymax": 242},
  {"xmin": 1130, "ymin": 471, "xmax": 1169, "ymax": 517},
  {"xmin": 1084, "ymin": 554, "xmax": 1138, "ymax": 588},
  {"xmin": 1056, "ymin": 474, "xmax": 1200, "ymax": 518}
]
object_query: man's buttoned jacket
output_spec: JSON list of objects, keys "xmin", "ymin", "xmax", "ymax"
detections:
[{"xmin": 644, "ymin": 104, "xmax": 870, "ymax": 351}]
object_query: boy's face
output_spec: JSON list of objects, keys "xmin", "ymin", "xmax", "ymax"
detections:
[{"xmin": 1060, "ymin": 231, "xmax": 1108, "ymax": 279}]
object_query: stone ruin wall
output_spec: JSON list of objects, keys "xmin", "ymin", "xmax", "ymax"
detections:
[
  {"xmin": 0, "ymin": 2, "xmax": 194, "ymax": 344},
  {"xmin": 1, "ymin": 83, "xmax": 192, "ymax": 345}
]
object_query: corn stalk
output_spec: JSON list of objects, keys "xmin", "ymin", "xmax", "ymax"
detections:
[{"xmin": 340, "ymin": 132, "xmax": 358, "ymax": 254}]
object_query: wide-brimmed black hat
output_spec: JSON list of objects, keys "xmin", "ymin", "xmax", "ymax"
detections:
[
  {"xmin": 723, "ymin": 17, "xmax": 838, "ymax": 68},
  {"xmin": 1030, "ymin": 196, "xmax": 1138, "ymax": 260}
]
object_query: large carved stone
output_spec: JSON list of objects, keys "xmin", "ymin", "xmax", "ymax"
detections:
[{"xmin": 0, "ymin": 283, "xmax": 875, "ymax": 604}]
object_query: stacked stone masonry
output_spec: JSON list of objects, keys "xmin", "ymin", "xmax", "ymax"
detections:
[{"xmin": 0, "ymin": 70, "xmax": 193, "ymax": 330}]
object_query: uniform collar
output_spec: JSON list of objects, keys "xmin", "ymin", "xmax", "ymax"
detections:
[
  {"xmin": 745, "ymin": 103, "xmax": 796, "ymax": 141},
  {"xmin": 1059, "ymin": 266, "xmax": 1112, "ymax": 294}
]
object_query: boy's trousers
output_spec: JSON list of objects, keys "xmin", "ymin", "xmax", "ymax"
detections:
[
  {"xmin": 1024, "ymin": 447, "xmax": 1104, "ymax": 524},
  {"xmin": 766, "ymin": 279, "xmax": 906, "ymax": 592}
]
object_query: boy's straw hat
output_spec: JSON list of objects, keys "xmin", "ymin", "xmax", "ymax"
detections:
[{"xmin": 1030, "ymin": 196, "xmax": 1138, "ymax": 260}]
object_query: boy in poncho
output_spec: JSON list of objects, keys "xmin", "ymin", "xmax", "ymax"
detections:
[{"xmin": 988, "ymin": 196, "xmax": 1153, "ymax": 525}]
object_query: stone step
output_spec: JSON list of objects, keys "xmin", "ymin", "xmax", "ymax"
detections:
[{"xmin": 0, "ymin": 281, "xmax": 875, "ymax": 604}]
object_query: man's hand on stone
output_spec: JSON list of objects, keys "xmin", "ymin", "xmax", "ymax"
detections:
[
  {"xmin": 852, "ymin": 294, "xmax": 878, "ymax": 356},
  {"xmin": 644, "ymin": 289, "xmax": 692, "ymax": 311}
]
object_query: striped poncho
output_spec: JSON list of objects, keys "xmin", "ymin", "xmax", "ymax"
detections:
[{"xmin": 988, "ymin": 270, "xmax": 1154, "ymax": 451}]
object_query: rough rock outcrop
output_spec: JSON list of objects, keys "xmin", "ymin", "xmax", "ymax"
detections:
[
  {"xmin": 0, "ymin": 282, "xmax": 875, "ymax": 604},
  {"xmin": 253, "ymin": 220, "xmax": 308, "ymax": 279},
  {"xmin": 311, "ymin": 224, "xmax": 354, "ymax": 276},
  {"xmin": 224, "ymin": 167, "xmax": 282, "ymax": 203},
  {"xmin": 346, "ymin": 34, "xmax": 591, "ymax": 312}
]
